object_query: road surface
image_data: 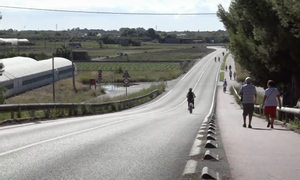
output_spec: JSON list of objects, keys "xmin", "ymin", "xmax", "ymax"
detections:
[{"xmin": 0, "ymin": 47, "xmax": 225, "ymax": 180}]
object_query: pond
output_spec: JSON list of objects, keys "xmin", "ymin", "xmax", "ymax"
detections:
[{"xmin": 102, "ymin": 84, "xmax": 126, "ymax": 91}]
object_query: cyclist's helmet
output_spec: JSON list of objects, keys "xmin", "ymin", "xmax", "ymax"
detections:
[{"xmin": 189, "ymin": 88, "xmax": 192, "ymax": 91}]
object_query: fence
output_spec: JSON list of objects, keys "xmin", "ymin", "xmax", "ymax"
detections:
[{"xmin": 0, "ymin": 90, "xmax": 159, "ymax": 124}]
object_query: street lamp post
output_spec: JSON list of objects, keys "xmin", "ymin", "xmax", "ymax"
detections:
[{"xmin": 52, "ymin": 53, "xmax": 56, "ymax": 103}]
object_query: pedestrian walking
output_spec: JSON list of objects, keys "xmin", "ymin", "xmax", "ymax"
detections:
[
  {"xmin": 233, "ymin": 71, "xmax": 236, "ymax": 80},
  {"xmin": 239, "ymin": 77, "xmax": 257, "ymax": 128},
  {"xmin": 262, "ymin": 80, "xmax": 282, "ymax": 128},
  {"xmin": 225, "ymin": 65, "xmax": 228, "ymax": 71},
  {"xmin": 223, "ymin": 79, "xmax": 227, "ymax": 92},
  {"xmin": 229, "ymin": 65, "xmax": 232, "ymax": 71},
  {"xmin": 229, "ymin": 70, "xmax": 232, "ymax": 80}
]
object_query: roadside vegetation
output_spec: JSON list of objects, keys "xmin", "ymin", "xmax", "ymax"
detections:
[
  {"xmin": 219, "ymin": 52, "xmax": 228, "ymax": 82},
  {"xmin": 218, "ymin": 0, "xmax": 300, "ymax": 107},
  {"xmin": 0, "ymin": 83, "xmax": 166, "ymax": 123}
]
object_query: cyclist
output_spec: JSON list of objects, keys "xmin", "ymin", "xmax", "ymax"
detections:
[{"xmin": 186, "ymin": 88, "xmax": 196, "ymax": 109}]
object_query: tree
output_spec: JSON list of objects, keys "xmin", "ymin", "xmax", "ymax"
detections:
[
  {"xmin": 271, "ymin": 0, "xmax": 300, "ymax": 38},
  {"xmin": 98, "ymin": 40, "xmax": 104, "ymax": 48},
  {"xmin": 146, "ymin": 28, "xmax": 156, "ymax": 39},
  {"xmin": 55, "ymin": 46, "xmax": 71, "ymax": 59},
  {"xmin": 121, "ymin": 28, "xmax": 137, "ymax": 37},
  {"xmin": 217, "ymin": 0, "xmax": 300, "ymax": 105},
  {"xmin": 55, "ymin": 32, "xmax": 61, "ymax": 36}
]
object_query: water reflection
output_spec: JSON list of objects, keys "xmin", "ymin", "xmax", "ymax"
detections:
[{"xmin": 102, "ymin": 84, "xmax": 125, "ymax": 91}]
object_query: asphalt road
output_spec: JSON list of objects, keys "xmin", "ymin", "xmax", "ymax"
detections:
[{"xmin": 0, "ymin": 47, "xmax": 225, "ymax": 180}]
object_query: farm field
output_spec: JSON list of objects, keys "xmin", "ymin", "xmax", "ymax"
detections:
[
  {"xmin": 2, "ymin": 42, "xmax": 216, "ymax": 104},
  {"xmin": 76, "ymin": 62, "xmax": 180, "ymax": 71},
  {"xmin": 1, "ymin": 41, "xmax": 212, "ymax": 58}
]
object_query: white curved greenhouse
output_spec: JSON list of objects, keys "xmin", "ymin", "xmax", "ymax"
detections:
[
  {"xmin": 0, "ymin": 38, "xmax": 30, "ymax": 45},
  {"xmin": 0, "ymin": 56, "xmax": 76, "ymax": 97}
]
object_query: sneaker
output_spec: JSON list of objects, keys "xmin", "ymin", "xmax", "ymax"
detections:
[
  {"xmin": 243, "ymin": 124, "xmax": 246, "ymax": 128},
  {"xmin": 248, "ymin": 125, "xmax": 252, "ymax": 128}
]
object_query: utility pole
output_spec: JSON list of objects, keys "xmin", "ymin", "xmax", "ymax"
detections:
[
  {"xmin": 17, "ymin": 33, "xmax": 20, "ymax": 55},
  {"xmin": 52, "ymin": 53, "xmax": 56, "ymax": 103},
  {"xmin": 70, "ymin": 49, "xmax": 77, "ymax": 93}
]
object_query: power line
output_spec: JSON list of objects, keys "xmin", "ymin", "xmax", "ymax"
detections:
[{"xmin": 0, "ymin": 5, "xmax": 216, "ymax": 16}]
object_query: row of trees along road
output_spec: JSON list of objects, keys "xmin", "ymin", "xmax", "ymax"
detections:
[{"xmin": 217, "ymin": 0, "xmax": 300, "ymax": 107}]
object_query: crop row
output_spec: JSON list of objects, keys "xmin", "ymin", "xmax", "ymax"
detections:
[{"xmin": 76, "ymin": 62, "xmax": 180, "ymax": 71}]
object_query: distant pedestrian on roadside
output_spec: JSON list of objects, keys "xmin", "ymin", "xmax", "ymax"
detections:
[
  {"xmin": 233, "ymin": 71, "xmax": 236, "ymax": 80},
  {"xmin": 229, "ymin": 70, "xmax": 232, "ymax": 80},
  {"xmin": 229, "ymin": 65, "xmax": 232, "ymax": 71},
  {"xmin": 239, "ymin": 77, "xmax": 257, "ymax": 128},
  {"xmin": 262, "ymin": 80, "xmax": 281, "ymax": 128},
  {"xmin": 223, "ymin": 78, "xmax": 227, "ymax": 92},
  {"xmin": 225, "ymin": 65, "xmax": 228, "ymax": 71}
]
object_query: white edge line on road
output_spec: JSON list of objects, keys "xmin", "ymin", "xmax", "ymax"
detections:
[
  {"xmin": 182, "ymin": 48, "xmax": 223, "ymax": 177},
  {"xmin": 130, "ymin": 49, "xmax": 218, "ymax": 111},
  {"xmin": 0, "ymin": 117, "xmax": 134, "ymax": 157}
]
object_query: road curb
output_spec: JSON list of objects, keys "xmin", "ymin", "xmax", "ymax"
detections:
[{"xmin": 181, "ymin": 50, "xmax": 231, "ymax": 180}]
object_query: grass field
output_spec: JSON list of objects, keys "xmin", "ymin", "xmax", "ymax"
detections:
[{"xmin": 2, "ymin": 42, "xmax": 217, "ymax": 104}]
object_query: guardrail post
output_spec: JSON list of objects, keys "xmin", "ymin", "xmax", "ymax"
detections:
[
  {"xmin": 278, "ymin": 110, "xmax": 282, "ymax": 121},
  {"xmin": 11, "ymin": 112, "xmax": 14, "ymax": 119},
  {"xmin": 260, "ymin": 107, "xmax": 264, "ymax": 115},
  {"xmin": 45, "ymin": 110, "xmax": 50, "ymax": 118},
  {"xmin": 17, "ymin": 109, "xmax": 21, "ymax": 119},
  {"xmin": 31, "ymin": 110, "xmax": 35, "ymax": 119}
]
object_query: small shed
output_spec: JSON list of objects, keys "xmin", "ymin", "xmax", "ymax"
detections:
[
  {"xmin": 72, "ymin": 50, "xmax": 90, "ymax": 61},
  {"xmin": 69, "ymin": 42, "xmax": 82, "ymax": 48}
]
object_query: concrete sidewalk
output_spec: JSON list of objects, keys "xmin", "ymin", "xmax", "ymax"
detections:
[{"xmin": 216, "ymin": 55, "xmax": 300, "ymax": 180}]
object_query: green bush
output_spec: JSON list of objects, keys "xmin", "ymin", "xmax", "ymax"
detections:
[
  {"xmin": 220, "ymin": 72, "xmax": 225, "ymax": 81},
  {"xmin": 0, "ymin": 87, "xmax": 7, "ymax": 104},
  {"xmin": 79, "ymin": 75, "xmax": 91, "ymax": 85},
  {"xmin": 36, "ymin": 53, "xmax": 49, "ymax": 60},
  {"xmin": 114, "ymin": 67, "xmax": 123, "ymax": 74}
]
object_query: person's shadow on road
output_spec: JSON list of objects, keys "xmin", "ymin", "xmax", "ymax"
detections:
[
  {"xmin": 251, "ymin": 127, "xmax": 272, "ymax": 131},
  {"xmin": 251, "ymin": 127, "xmax": 291, "ymax": 131}
]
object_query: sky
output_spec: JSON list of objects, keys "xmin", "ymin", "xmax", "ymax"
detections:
[{"xmin": 0, "ymin": 0, "xmax": 231, "ymax": 32}]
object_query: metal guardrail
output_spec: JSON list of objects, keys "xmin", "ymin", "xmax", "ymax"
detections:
[
  {"xmin": 0, "ymin": 90, "xmax": 159, "ymax": 121},
  {"xmin": 232, "ymin": 87, "xmax": 300, "ymax": 121}
]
